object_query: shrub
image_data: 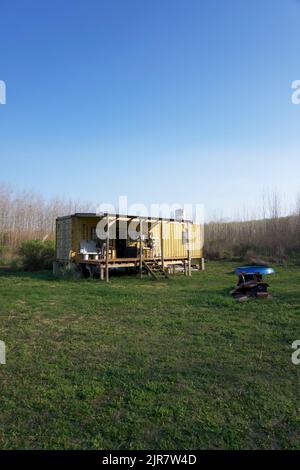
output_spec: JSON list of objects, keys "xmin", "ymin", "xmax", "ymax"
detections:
[
  {"xmin": 0, "ymin": 246, "xmax": 18, "ymax": 266},
  {"xmin": 10, "ymin": 258, "xmax": 21, "ymax": 271},
  {"xmin": 18, "ymin": 240, "xmax": 55, "ymax": 271},
  {"xmin": 204, "ymin": 239, "xmax": 234, "ymax": 260},
  {"xmin": 232, "ymin": 243, "xmax": 258, "ymax": 258}
]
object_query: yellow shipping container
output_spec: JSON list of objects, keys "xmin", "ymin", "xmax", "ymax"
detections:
[{"xmin": 55, "ymin": 213, "xmax": 204, "ymax": 280}]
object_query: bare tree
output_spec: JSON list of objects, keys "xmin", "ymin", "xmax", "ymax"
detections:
[
  {"xmin": 0, "ymin": 183, "xmax": 93, "ymax": 250},
  {"xmin": 205, "ymin": 191, "xmax": 300, "ymax": 261}
]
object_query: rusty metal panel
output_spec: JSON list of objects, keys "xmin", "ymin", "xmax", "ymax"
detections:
[{"xmin": 56, "ymin": 217, "xmax": 72, "ymax": 261}]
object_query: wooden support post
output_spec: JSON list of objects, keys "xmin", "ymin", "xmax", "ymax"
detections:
[
  {"xmin": 184, "ymin": 222, "xmax": 188, "ymax": 276},
  {"xmin": 106, "ymin": 214, "xmax": 109, "ymax": 282},
  {"xmin": 201, "ymin": 257, "xmax": 205, "ymax": 271},
  {"xmin": 188, "ymin": 222, "xmax": 192, "ymax": 276},
  {"xmin": 160, "ymin": 220, "xmax": 164, "ymax": 273},
  {"xmin": 139, "ymin": 219, "xmax": 143, "ymax": 279},
  {"xmin": 100, "ymin": 265, "xmax": 104, "ymax": 281}
]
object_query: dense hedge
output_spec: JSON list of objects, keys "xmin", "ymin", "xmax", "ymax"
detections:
[{"xmin": 18, "ymin": 240, "xmax": 55, "ymax": 271}]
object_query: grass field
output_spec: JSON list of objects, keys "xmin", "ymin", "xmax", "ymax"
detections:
[{"xmin": 0, "ymin": 261, "xmax": 299, "ymax": 450}]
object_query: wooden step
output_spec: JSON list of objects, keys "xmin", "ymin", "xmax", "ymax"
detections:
[
  {"xmin": 142, "ymin": 260, "xmax": 169, "ymax": 280},
  {"xmin": 142, "ymin": 261, "xmax": 159, "ymax": 280},
  {"xmin": 152, "ymin": 260, "xmax": 170, "ymax": 278}
]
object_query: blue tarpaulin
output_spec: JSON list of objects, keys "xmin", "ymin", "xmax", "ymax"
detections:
[{"xmin": 235, "ymin": 266, "xmax": 275, "ymax": 275}]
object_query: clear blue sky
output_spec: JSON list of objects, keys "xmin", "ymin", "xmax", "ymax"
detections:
[{"xmin": 1, "ymin": 0, "xmax": 300, "ymax": 219}]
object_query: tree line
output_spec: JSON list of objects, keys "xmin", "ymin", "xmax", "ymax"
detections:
[
  {"xmin": 0, "ymin": 183, "xmax": 91, "ymax": 249},
  {"xmin": 205, "ymin": 194, "xmax": 300, "ymax": 261},
  {"xmin": 1, "ymin": 183, "xmax": 300, "ymax": 263}
]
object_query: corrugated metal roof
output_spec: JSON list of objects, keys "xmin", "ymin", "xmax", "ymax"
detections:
[{"xmin": 56, "ymin": 212, "xmax": 194, "ymax": 223}]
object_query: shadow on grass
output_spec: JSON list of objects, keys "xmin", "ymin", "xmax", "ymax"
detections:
[
  {"xmin": 0, "ymin": 267, "xmax": 151, "ymax": 283},
  {"xmin": 0, "ymin": 267, "xmax": 54, "ymax": 281}
]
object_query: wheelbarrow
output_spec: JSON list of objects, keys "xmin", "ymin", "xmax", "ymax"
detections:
[{"xmin": 231, "ymin": 265, "xmax": 275, "ymax": 302}]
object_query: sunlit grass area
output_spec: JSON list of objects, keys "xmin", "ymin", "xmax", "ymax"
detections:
[{"xmin": 0, "ymin": 261, "xmax": 299, "ymax": 449}]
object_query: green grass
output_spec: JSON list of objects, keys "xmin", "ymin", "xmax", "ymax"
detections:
[{"xmin": 0, "ymin": 261, "xmax": 299, "ymax": 449}]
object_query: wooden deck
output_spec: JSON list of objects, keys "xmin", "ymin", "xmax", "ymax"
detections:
[
  {"xmin": 76, "ymin": 256, "xmax": 193, "ymax": 281},
  {"xmin": 78, "ymin": 256, "xmax": 188, "ymax": 265}
]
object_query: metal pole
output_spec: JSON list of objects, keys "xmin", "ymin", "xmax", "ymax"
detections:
[
  {"xmin": 139, "ymin": 219, "xmax": 143, "ymax": 279},
  {"xmin": 106, "ymin": 214, "xmax": 109, "ymax": 282}
]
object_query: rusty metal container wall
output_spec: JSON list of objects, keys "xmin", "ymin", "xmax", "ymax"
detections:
[{"xmin": 56, "ymin": 217, "xmax": 72, "ymax": 261}]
